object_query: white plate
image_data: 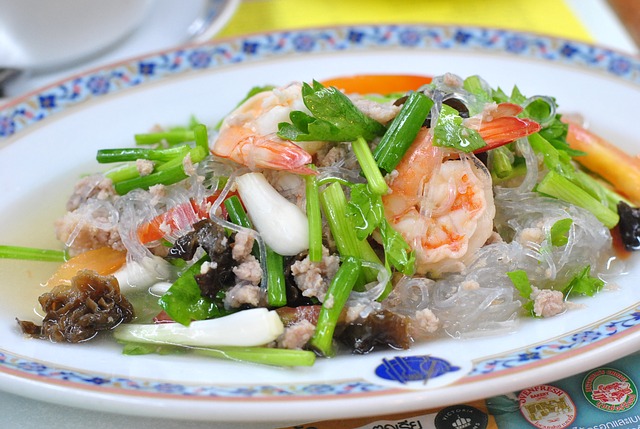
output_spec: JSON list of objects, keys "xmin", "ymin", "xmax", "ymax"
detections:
[{"xmin": 1, "ymin": 25, "xmax": 639, "ymax": 423}]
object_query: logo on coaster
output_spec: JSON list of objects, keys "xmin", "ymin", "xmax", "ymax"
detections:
[
  {"xmin": 583, "ymin": 367, "xmax": 638, "ymax": 413},
  {"xmin": 518, "ymin": 385, "xmax": 576, "ymax": 429},
  {"xmin": 434, "ymin": 405, "xmax": 488, "ymax": 429},
  {"xmin": 375, "ymin": 355, "xmax": 460, "ymax": 384}
]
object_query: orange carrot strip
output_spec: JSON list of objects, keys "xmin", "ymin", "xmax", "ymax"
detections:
[
  {"xmin": 45, "ymin": 247, "xmax": 126, "ymax": 287},
  {"xmin": 320, "ymin": 74, "xmax": 432, "ymax": 95}
]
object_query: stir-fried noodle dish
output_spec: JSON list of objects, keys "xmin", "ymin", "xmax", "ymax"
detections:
[{"xmin": 8, "ymin": 73, "xmax": 640, "ymax": 367}]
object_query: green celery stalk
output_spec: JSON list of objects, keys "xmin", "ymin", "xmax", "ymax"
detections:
[
  {"xmin": 373, "ymin": 91, "xmax": 432, "ymax": 173},
  {"xmin": 114, "ymin": 146, "xmax": 206, "ymax": 195},
  {"xmin": 537, "ymin": 170, "xmax": 619, "ymax": 228},
  {"xmin": 96, "ymin": 145, "xmax": 189, "ymax": 163},
  {"xmin": 0, "ymin": 245, "xmax": 66, "ymax": 262},
  {"xmin": 134, "ymin": 130, "xmax": 195, "ymax": 145},
  {"xmin": 304, "ymin": 167, "xmax": 323, "ymax": 262},
  {"xmin": 309, "ymin": 256, "xmax": 361, "ymax": 357},
  {"xmin": 351, "ymin": 136, "xmax": 388, "ymax": 195}
]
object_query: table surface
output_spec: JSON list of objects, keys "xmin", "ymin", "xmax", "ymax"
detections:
[{"xmin": 1, "ymin": 0, "xmax": 638, "ymax": 428}]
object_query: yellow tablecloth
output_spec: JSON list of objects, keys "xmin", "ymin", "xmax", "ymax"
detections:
[{"xmin": 217, "ymin": 0, "xmax": 593, "ymax": 42}]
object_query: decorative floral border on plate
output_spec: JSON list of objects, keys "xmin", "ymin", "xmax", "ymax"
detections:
[
  {"xmin": 2, "ymin": 306, "xmax": 639, "ymax": 398},
  {"xmin": 1, "ymin": 25, "xmax": 639, "ymax": 138},
  {"xmin": 1, "ymin": 24, "xmax": 639, "ymax": 399}
]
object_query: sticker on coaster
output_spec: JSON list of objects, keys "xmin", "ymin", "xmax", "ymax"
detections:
[
  {"xmin": 518, "ymin": 384, "xmax": 576, "ymax": 429},
  {"xmin": 434, "ymin": 404, "xmax": 489, "ymax": 429},
  {"xmin": 582, "ymin": 367, "xmax": 638, "ymax": 413},
  {"xmin": 372, "ymin": 354, "xmax": 468, "ymax": 389}
]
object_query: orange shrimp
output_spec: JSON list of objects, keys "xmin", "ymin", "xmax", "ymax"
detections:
[
  {"xmin": 212, "ymin": 83, "xmax": 319, "ymax": 175},
  {"xmin": 382, "ymin": 129, "xmax": 495, "ymax": 276},
  {"xmin": 382, "ymin": 105, "xmax": 539, "ymax": 276}
]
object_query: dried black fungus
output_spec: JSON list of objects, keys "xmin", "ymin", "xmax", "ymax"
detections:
[
  {"xmin": 168, "ymin": 219, "xmax": 229, "ymax": 260},
  {"xmin": 338, "ymin": 310, "xmax": 411, "ymax": 354},
  {"xmin": 17, "ymin": 270, "xmax": 134, "ymax": 343},
  {"xmin": 168, "ymin": 219, "xmax": 236, "ymax": 300},
  {"xmin": 617, "ymin": 201, "xmax": 640, "ymax": 251}
]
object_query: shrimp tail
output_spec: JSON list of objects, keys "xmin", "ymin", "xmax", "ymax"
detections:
[
  {"xmin": 215, "ymin": 133, "xmax": 316, "ymax": 175},
  {"xmin": 473, "ymin": 102, "xmax": 541, "ymax": 151},
  {"xmin": 478, "ymin": 116, "xmax": 541, "ymax": 147}
]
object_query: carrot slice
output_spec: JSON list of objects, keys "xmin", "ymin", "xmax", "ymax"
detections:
[
  {"xmin": 320, "ymin": 74, "xmax": 432, "ymax": 95},
  {"xmin": 45, "ymin": 247, "xmax": 126, "ymax": 287}
]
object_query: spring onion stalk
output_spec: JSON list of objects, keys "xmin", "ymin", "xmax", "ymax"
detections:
[
  {"xmin": 114, "ymin": 146, "xmax": 206, "ymax": 195},
  {"xmin": 113, "ymin": 308, "xmax": 284, "ymax": 347},
  {"xmin": 235, "ymin": 172, "xmax": 309, "ymax": 256},
  {"xmin": 158, "ymin": 255, "xmax": 225, "ymax": 325},
  {"xmin": 0, "ymin": 245, "xmax": 66, "ymax": 262},
  {"xmin": 372, "ymin": 91, "xmax": 432, "ymax": 173},
  {"xmin": 537, "ymin": 170, "xmax": 619, "ymax": 228},
  {"xmin": 121, "ymin": 341, "xmax": 316, "ymax": 367},
  {"xmin": 134, "ymin": 130, "xmax": 195, "ymax": 145},
  {"xmin": 193, "ymin": 124, "xmax": 209, "ymax": 153},
  {"xmin": 105, "ymin": 164, "xmax": 144, "ymax": 183},
  {"xmin": 96, "ymin": 145, "xmax": 190, "ymax": 163},
  {"xmin": 319, "ymin": 182, "xmax": 381, "ymax": 284},
  {"xmin": 304, "ymin": 166, "xmax": 323, "ymax": 262},
  {"xmin": 193, "ymin": 346, "xmax": 315, "ymax": 366},
  {"xmin": 265, "ymin": 250, "xmax": 287, "ymax": 307},
  {"xmin": 309, "ymin": 256, "xmax": 361, "ymax": 357},
  {"xmin": 351, "ymin": 136, "xmax": 388, "ymax": 195},
  {"xmin": 489, "ymin": 145, "xmax": 514, "ymax": 179}
]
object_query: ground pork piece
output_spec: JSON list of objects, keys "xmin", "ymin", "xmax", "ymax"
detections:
[
  {"xmin": 232, "ymin": 230, "xmax": 255, "ymax": 261},
  {"xmin": 17, "ymin": 270, "xmax": 134, "ymax": 343},
  {"xmin": 316, "ymin": 145, "xmax": 347, "ymax": 167},
  {"xmin": 54, "ymin": 207, "xmax": 124, "ymax": 256},
  {"xmin": 232, "ymin": 255, "xmax": 262, "ymax": 285},
  {"xmin": 531, "ymin": 287, "xmax": 566, "ymax": 318},
  {"xmin": 350, "ymin": 96, "xmax": 401, "ymax": 124},
  {"xmin": 277, "ymin": 319, "xmax": 315, "ymax": 350},
  {"xmin": 290, "ymin": 248, "xmax": 340, "ymax": 302},
  {"xmin": 182, "ymin": 153, "xmax": 196, "ymax": 176},
  {"xmin": 412, "ymin": 308, "xmax": 440, "ymax": 335},
  {"xmin": 518, "ymin": 227, "xmax": 545, "ymax": 245},
  {"xmin": 66, "ymin": 174, "xmax": 117, "ymax": 211},
  {"xmin": 223, "ymin": 282, "xmax": 262, "ymax": 308},
  {"xmin": 136, "ymin": 159, "xmax": 155, "ymax": 176}
]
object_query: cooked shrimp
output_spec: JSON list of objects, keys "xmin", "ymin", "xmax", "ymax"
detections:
[
  {"xmin": 382, "ymin": 128, "xmax": 496, "ymax": 276},
  {"xmin": 212, "ymin": 83, "xmax": 321, "ymax": 175}
]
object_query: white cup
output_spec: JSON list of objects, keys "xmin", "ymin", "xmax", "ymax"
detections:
[{"xmin": 0, "ymin": 0, "xmax": 153, "ymax": 71}]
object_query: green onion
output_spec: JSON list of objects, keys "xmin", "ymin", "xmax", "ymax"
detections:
[
  {"xmin": 0, "ymin": 245, "xmax": 66, "ymax": 262},
  {"xmin": 489, "ymin": 145, "xmax": 514, "ymax": 179},
  {"xmin": 114, "ymin": 146, "xmax": 206, "ymax": 195},
  {"xmin": 304, "ymin": 167, "xmax": 323, "ymax": 262},
  {"xmin": 193, "ymin": 124, "xmax": 209, "ymax": 153},
  {"xmin": 134, "ymin": 130, "xmax": 195, "ymax": 145},
  {"xmin": 351, "ymin": 136, "xmax": 388, "ymax": 195},
  {"xmin": 265, "ymin": 250, "xmax": 287, "ymax": 307},
  {"xmin": 193, "ymin": 346, "xmax": 316, "ymax": 366},
  {"xmin": 96, "ymin": 145, "xmax": 189, "ymax": 163},
  {"xmin": 105, "ymin": 164, "xmax": 144, "ymax": 183},
  {"xmin": 537, "ymin": 170, "xmax": 619, "ymax": 228},
  {"xmin": 373, "ymin": 91, "xmax": 432, "ymax": 173},
  {"xmin": 309, "ymin": 256, "xmax": 361, "ymax": 357}
]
